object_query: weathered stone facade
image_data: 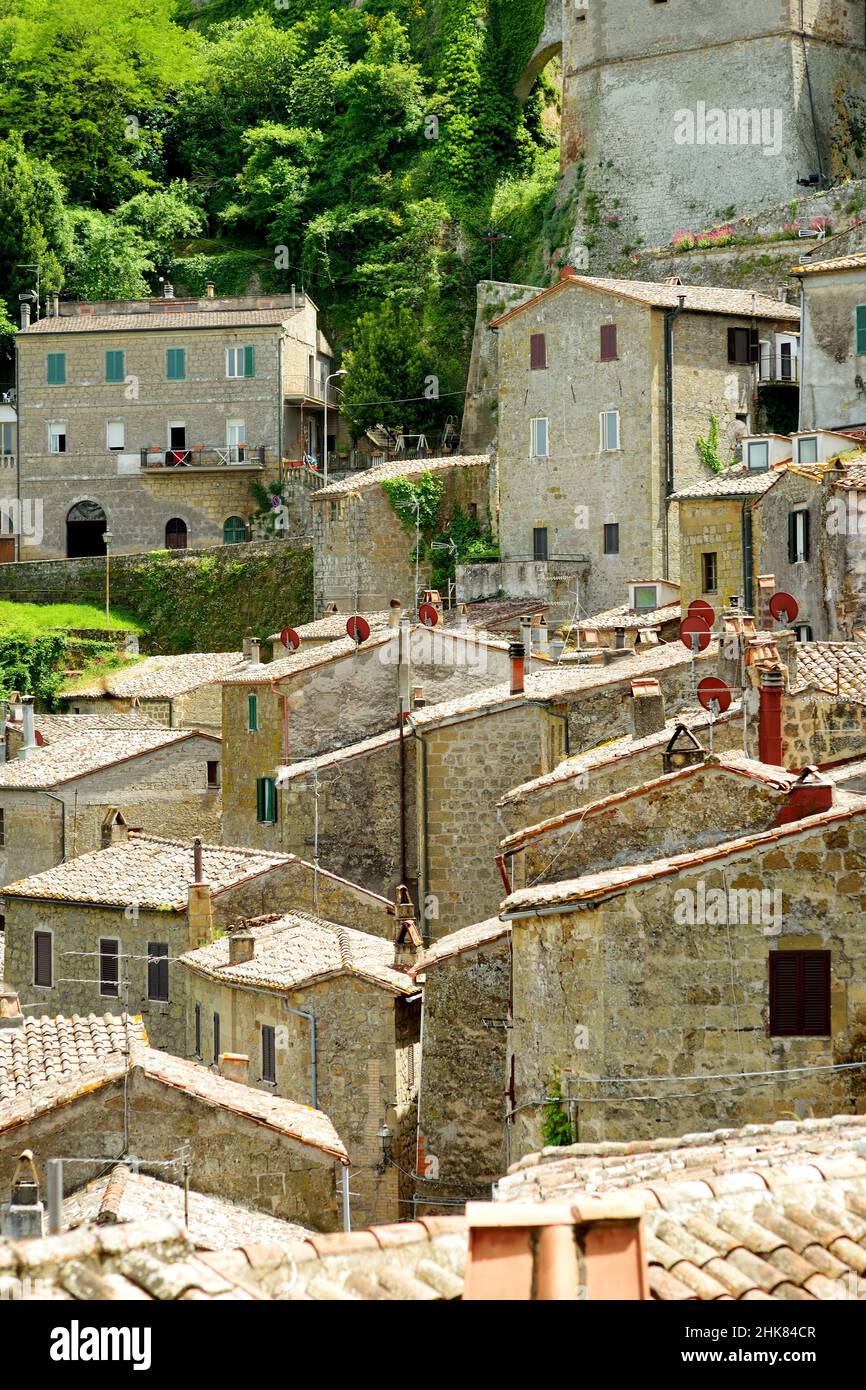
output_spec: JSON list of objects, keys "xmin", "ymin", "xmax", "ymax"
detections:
[{"xmin": 796, "ymin": 260, "xmax": 866, "ymax": 431}]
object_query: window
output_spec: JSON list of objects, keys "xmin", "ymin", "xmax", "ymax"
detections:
[
  {"xmin": 533, "ymin": 526, "xmax": 548, "ymax": 561},
  {"xmin": 1, "ymin": 422, "xmax": 13, "ymax": 455},
  {"xmin": 797, "ymin": 435, "xmax": 818, "ymax": 465},
  {"xmin": 207, "ymin": 759, "xmax": 220, "ymax": 788},
  {"xmin": 165, "ymin": 518, "xmax": 188, "ymax": 551},
  {"xmin": 600, "ymin": 324, "xmax": 618, "ymax": 361},
  {"xmin": 530, "ymin": 417, "xmax": 549, "ymax": 458},
  {"xmin": 788, "ymin": 508, "xmax": 810, "ymax": 563},
  {"xmin": 226, "ymin": 419, "xmax": 245, "ymax": 463},
  {"xmin": 166, "ymin": 347, "xmax": 186, "ymax": 380},
  {"xmin": 213, "ymin": 1011, "xmax": 221, "ymax": 1065},
  {"xmin": 857, "ymin": 305, "xmax": 866, "ymax": 356},
  {"xmin": 105, "ymin": 350, "xmax": 125, "ymax": 383},
  {"xmin": 262, "ymin": 1024, "xmax": 276, "ymax": 1084},
  {"xmin": 770, "ymin": 950, "xmax": 830, "ymax": 1036},
  {"xmin": 529, "ymin": 333, "xmax": 547, "ymax": 370},
  {"xmin": 634, "ymin": 585, "xmax": 658, "ymax": 611},
  {"xmin": 0, "ymin": 808, "xmax": 5, "ymax": 846},
  {"xmin": 247, "ymin": 693, "xmax": 258, "ymax": 732},
  {"xmin": 795, "ymin": 624, "xmax": 814, "ymax": 642},
  {"xmin": 99, "ymin": 939, "xmax": 119, "ymax": 998},
  {"xmin": 747, "ymin": 441, "xmax": 769, "ymax": 472},
  {"xmin": 600, "ymin": 410, "xmax": 620, "ymax": 451},
  {"xmin": 46, "ymin": 353, "xmax": 66, "ymax": 385},
  {"xmin": 603, "ymin": 523, "xmax": 620, "ymax": 555},
  {"xmin": 49, "ymin": 422, "xmax": 67, "ymax": 454},
  {"xmin": 147, "ymin": 942, "xmax": 169, "ymax": 1002},
  {"xmin": 34, "ymin": 931, "xmax": 52, "ymax": 988},
  {"xmin": 256, "ymin": 775, "xmax": 277, "ymax": 824},
  {"xmin": 702, "ymin": 552, "xmax": 718, "ymax": 593},
  {"xmin": 223, "ymin": 515, "xmax": 247, "ymax": 546},
  {"xmin": 194, "ymin": 1002, "xmax": 202, "ymax": 1059},
  {"xmin": 106, "ymin": 421, "xmax": 125, "ymax": 451},
  {"xmin": 728, "ymin": 326, "xmax": 758, "ymax": 365},
  {"xmin": 226, "ymin": 346, "xmax": 255, "ymax": 378}
]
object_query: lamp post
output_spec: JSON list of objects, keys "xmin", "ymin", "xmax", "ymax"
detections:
[
  {"xmin": 323, "ymin": 369, "xmax": 347, "ymax": 486},
  {"xmin": 102, "ymin": 531, "xmax": 113, "ymax": 627}
]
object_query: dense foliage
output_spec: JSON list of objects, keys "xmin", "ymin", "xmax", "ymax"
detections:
[{"xmin": 0, "ymin": 0, "xmax": 560, "ymax": 415}]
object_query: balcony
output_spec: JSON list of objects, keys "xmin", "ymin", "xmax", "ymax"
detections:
[
  {"xmin": 141, "ymin": 444, "xmax": 270, "ymax": 470},
  {"xmin": 758, "ymin": 346, "xmax": 799, "ymax": 387},
  {"xmin": 0, "ymin": 454, "xmax": 15, "ymax": 473},
  {"xmin": 283, "ymin": 375, "xmax": 341, "ymax": 407}
]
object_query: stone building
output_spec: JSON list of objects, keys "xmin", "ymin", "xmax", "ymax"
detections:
[
  {"xmin": 408, "ymin": 919, "xmax": 511, "ymax": 1213},
  {"xmin": 502, "ymin": 780, "xmax": 866, "ymax": 1157},
  {"xmin": 0, "ymin": 1006, "xmax": 348, "ymax": 1232},
  {"xmin": 3, "ymin": 708, "xmax": 159, "ymax": 761},
  {"xmin": 13, "ymin": 287, "xmax": 338, "ymax": 560},
  {"xmin": 310, "ymin": 454, "xmax": 495, "ymax": 614},
  {"xmin": 794, "ymin": 251, "xmax": 866, "ymax": 432},
  {"xmin": 488, "ymin": 273, "xmax": 799, "ymax": 614},
  {"xmin": 180, "ymin": 912, "xmax": 420, "ymax": 1228},
  {"xmin": 0, "ymin": 722, "xmax": 222, "ymax": 884},
  {"xmin": 60, "ymin": 649, "xmax": 247, "ymax": 733}
]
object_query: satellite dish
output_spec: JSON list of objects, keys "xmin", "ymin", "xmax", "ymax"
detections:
[
  {"xmin": 346, "ymin": 615, "xmax": 371, "ymax": 644},
  {"xmin": 418, "ymin": 603, "xmax": 440, "ymax": 628},
  {"xmin": 688, "ymin": 599, "xmax": 715, "ymax": 627},
  {"xmin": 697, "ymin": 676, "xmax": 733, "ymax": 714},
  {"xmin": 280, "ymin": 626, "xmax": 300, "ymax": 651},
  {"xmin": 679, "ymin": 615, "xmax": 712, "ymax": 652},
  {"xmin": 769, "ymin": 591, "xmax": 799, "ymax": 624}
]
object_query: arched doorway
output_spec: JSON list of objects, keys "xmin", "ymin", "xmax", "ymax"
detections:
[
  {"xmin": 165, "ymin": 518, "xmax": 188, "ymax": 550},
  {"xmin": 66, "ymin": 501, "xmax": 107, "ymax": 558},
  {"xmin": 223, "ymin": 515, "xmax": 247, "ymax": 545}
]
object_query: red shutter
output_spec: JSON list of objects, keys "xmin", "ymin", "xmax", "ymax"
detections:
[
  {"xmin": 530, "ymin": 333, "xmax": 547, "ymax": 369},
  {"xmin": 801, "ymin": 951, "xmax": 831, "ymax": 1035},
  {"xmin": 600, "ymin": 324, "xmax": 617, "ymax": 361},
  {"xmin": 769, "ymin": 952, "xmax": 799, "ymax": 1035}
]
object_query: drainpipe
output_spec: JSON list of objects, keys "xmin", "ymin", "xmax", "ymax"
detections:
[
  {"xmin": 741, "ymin": 501, "xmax": 754, "ymax": 614},
  {"xmin": 277, "ymin": 335, "xmax": 284, "ymax": 487},
  {"xmin": 14, "ymin": 335, "xmax": 20, "ymax": 564},
  {"xmin": 406, "ymin": 714, "xmax": 430, "ymax": 944},
  {"xmin": 662, "ymin": 295, "xmax": 686, "ymax": 579}
]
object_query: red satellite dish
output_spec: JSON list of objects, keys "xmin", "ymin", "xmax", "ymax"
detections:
[
  {"xmin": 688, "ymin": 599, "xmax": 716, "ymax": 626},
  {"xmin": 346, "ymin": 615, "xmax": 371, "ymax": 643},
  {"xmin": 280, "ymin": 626, "xmax": 300, "ymax": 651},
  {"xmin": 769, "ymin": 591, "xmax": 799, "ymax": 624},
  {"xmin": 697, "ymin": 676, "xmax": 733, "ymax": 714},
  {"xmin": 679, "ymin": 615, "xmax": 711, "ymax": 652},
  {"xmin": 418, "ymin": 603, "xmax": 440, "ymax": 628}
]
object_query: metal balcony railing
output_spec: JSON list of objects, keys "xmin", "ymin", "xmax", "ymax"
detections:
[
  {"xmin": 283, "ymin": 375, "xmax": 341, "ymax": 405},
  {"xmin": 141, "ymin": 445, "xmax": 269, "ymax": 469},
  {"xmin": 758, "ymin": 351, "xmax": 799, "ymax": 385}
]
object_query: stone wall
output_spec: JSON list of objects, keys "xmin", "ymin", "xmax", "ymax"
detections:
[
  {"xmin": 755, "ymin": 469, "xmax": 836, "ymax": 640},
  {"xmin": 460, "ymin": 280, "xmax": 541, "ymax": 455},
  {"xmin": 675, "ymin": 495, "xmax": 749, "ymax": 614},
  {"xmin": 746, "ymin": 688, "xmax": 866, "ymax": 768}
]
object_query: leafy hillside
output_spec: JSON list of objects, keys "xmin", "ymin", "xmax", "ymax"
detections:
[{"xmin": 0, "ymin": 0, "xmax": 562, "ymax": 420}]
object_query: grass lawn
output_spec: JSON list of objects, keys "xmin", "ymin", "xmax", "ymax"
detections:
[{"xmin": 0, "ymin": 601, "xmax": 144, "ymax": 635}]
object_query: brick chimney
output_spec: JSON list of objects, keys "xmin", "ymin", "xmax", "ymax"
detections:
[
  {"xmin": 774, "ymin": 766, "xmax": 834, "ymax": 826},
  {"xmin": 532, "ymin": 613, "xmax": 549, "ymax": 655},
  {"xmin": 1, "ymin": 1151, "xmax": 44, "ymax": 1239},
  {"xmin": 219, "ymin": 1054, "xmax": 249, "ymax": 1085},
  {"xmin": 229, "ymin": 928, "xmax": 255, "ymax": 965},
  {"xmin": 630, "ymin": 678, "xmax": 666, "ymax": 738},
  {"xmin": 188, "ymin": 837, "xmax": 213, "ymax": 946},
  {"xmin": 394, "ymin": 884, "xmax": 422, "ymax": 968},
  {"xmin": 509, "ymin": 641, "xmax": 525, "ymax": 695},
  {"xmin": 0, "ymin": 984, "xmax": 24, "ymax": 1032},
  {"xmin": 462, "ymin": 1197, "xmax": 649, "ymax": 1301}
]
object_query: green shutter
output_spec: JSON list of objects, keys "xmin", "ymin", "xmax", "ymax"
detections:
[
  {"xmin": 105, "ymin": 350, "xmax": 124, "ymax": 382},
  {"xmin": 256, "ymin": 775, "xmax": 276, "ymax": 823},
  {"xmin": 256, "ymin": 777, "xmax": 265, "ymax": 821},
  {"xmin": 248, "ymin": 693, "xmax": 257, "ymax": 731},
  {"xmin": 857, "ymin": 306, "xmax": 866, "ymax": 357},
  {"xmin": 244, "ymin": 344, "xmax": 255, "ymax": 378},
  {"xmin": 47, "ymin": 353, "xmax": 66, "ymax": 385},
  {"xmin": 166, "ymin": 348, "xmax": 186, "ymax": 380},
  {"xmin": 788, "ymin": 511, "xmax": 797, "ymax": 564}
]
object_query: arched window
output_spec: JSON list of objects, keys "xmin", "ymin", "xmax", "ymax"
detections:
[
  {"xmin": 223, "ymin": 515, "xmax": 247, "ymax": 545},
  {"xmin": 67, "ymin": 501, "xmax": 107, "ymax": 558},
  {"xmin": 165, "ymin": 518, "xmax": 188, "ymax": 551}
]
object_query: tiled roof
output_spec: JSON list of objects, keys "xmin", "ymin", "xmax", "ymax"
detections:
[
  {"xmin": 0, "ymin": 728, "xmax": 217, "ymax": 789},
  {"xmin": 0, "ymin": 1013, "xmax": 146, "ymax": 1104},
  {"xmin": 311, "ymin": 454, "xmax": 490, "ymax": 500},
  {"xmin": 180, "ymin": 913, "xmax": 415, "ymax": 995},
  {"xmin": 577, "ymin": 602, "xmax": 679, "ymax": 632},
  {"xmin": 2, "ymin": 833, "xmax": 292, "ymax": 908},
  {"xmin": 499, "ymin": 1114, "xmax": 866, "ymax": 1300},
  {"xmin": 830, "ymin": 459, "xmax": 866, "ymax": 488},
  {"xmin": 268, "ymin": 612, "xmax": 394, "ymax": 643},
  {"xmin": 498, "ymin": 704, "xmax": 740, "ymax": 806},
  {"xmin": 63, "ymin": 1167, "xmax": 310, "ymax": 1253},
  {"xmin": 791, "ymin": 251, "xmax": 866, "ymax": 276},
  {"xmin": 20, "ymin": 308, "xmax": 301, "ymax": 334},
  {"xmin": 793, "ymin": 642, "xmax": 866, "ymax": 701},
  {"xmin": 669, "ymin": 467, "xmax": 783, "ymax": 500},
  {"xmin": 409, "ymin": 918, "xmax": 510, "ymax": 977},
  {"xmin": 283, "ymin": 1215, "xmax": 468, "ymax": 1299},
  {"xmin": 221, "ymin": 633, "xmax": 392, "ymax": 685},
  {"xmin": 29, "ymin": 711, "xmax": 162, "ymax": 741},
  {"xmin": 490, "ymin": 274, "xmax": 801, "ymax": 328},
  {"xmin": 60, "ymin": 651, "xmax": 245, "ymax": 699}
]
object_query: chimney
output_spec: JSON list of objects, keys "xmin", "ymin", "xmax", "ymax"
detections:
[
  {"xmin": 162, "ymin": 280, "xmax": 174, "ymax": 299},
  {"xmin": 661, "ymin": 723, "xmax": 706, "ymax": 775},
  {"xmin": 394, "ymin": 885, "xmax": 422, "ymax": 968},
  {"xmin": 520, "ymin": 617, "xmax": 533, "ymax": 666},
  {"xmin": 412, "ymin": 685, "xmax": 426, "ymax": 709},
  {"xmin": 250, "ymin": 638, "xmax": 261, "ymax": 665},
  {"xmin": 532, "ymin": 613, "xmax": 549, "ymax": 655},
  {"xmin": 291, "ymin": 284, "xmax": 297, "ymax": 310},
  {"xmin": 399, "ymin": 616, "xmax": 412, "ymax": 710},
  {"xmin": 205, "ymin": 280, "xmax": 215, "ymax": 299},
  {"xmin": 389, "ymin": 599, "xmax": 402, "ymax": 628},
  {"xmin": 242, "ymin": 629, "xmax": 254, "ymax": 662},
  {"xmin": 509, "ymin": 641, "xmax": 525, "ymax": 696},
  {"xmin": 758, "ymin": 668, "xmax": 785, "ymax": 767},
  {"xmin": 20, "ymin": 301, "xmax": 30, "ymax": 330},
  {"xmin": 630, "ymin": 679, "xmax": 666, "ymax": 739},
  {"xmin": 0, "ymin": 984, "xmax": 24, "ymax": 1031},
  {"xmin": 17, "ymin": 695, "xmax": 37, "ymax": 760},
  {"xmin": 229, "ymin": 928, "xmax": 255, "ymax": 965},
  {"xmin": 1, "ymin": 1152, "xmax": 45, "ymax": 1239},
  {"xmin": 188, "ymin": 838, "xmax": 212, "ymax": 946},
  {"xmin": 193, "ymin": 835, "xmax": 204, "ymax": 884},
  {"xmin": 219, "ymin": 1054, "xmax": 249, "ymax": 1086},
  {"xmin": 774, "ymin": 766, "xmax": 833, "ymax": 826},
  {"xmin": 458, "ymin": 604, "xmax": 469, "ymax": 634},
  {"xmin": 462, "ymin": 1197, "xmax": 649, "ymax": 1301}
]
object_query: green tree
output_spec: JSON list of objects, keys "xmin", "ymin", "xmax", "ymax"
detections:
[
  {"xmin": 341, "ymin": 300, "xmax": 438, "ymax": 437},
  {"xmin": 113, "ymin": 182, "xmax": 205, "ymax": 277},
  {"xmin": 64, "ymin": 209, "xmax": 154, "ymax": 301},
  {"xmin": 0, "ymin": 133, "xmax": 69, "ymax": 320}
]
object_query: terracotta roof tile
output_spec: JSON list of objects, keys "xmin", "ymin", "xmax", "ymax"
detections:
[
  {"xmin": 490, "ymin": 274, "xmax": 800, "ymax": 327},
  {"xmin": 0, "ymin": 728, "xmax": 217, "ymax": 789},
  {"xmin": 60, "ymin": 651, "xmax": 245, "ymax": 700},
  {"xmin": 409, "ymin": 918, "xmax": 510, "ymax": 976},
  {"xmin": 311, "ymin": 454, "xmax": 490, "ymax": 500},
  {"xmin": 21, "ymin": 307, "xmax": 302, "ymax": 333},
  {"xmin": 0, "ymin": 1013, "xmax": 145, "ymax": 1103},
  {"xmin": 793, "ymin": 642, "xmax": 866, "ymax": 701}
]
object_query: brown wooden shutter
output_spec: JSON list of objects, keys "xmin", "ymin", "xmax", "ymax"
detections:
[
  {"xmin": 749, "ymin": 327, "xmax": 761, "ymax": 363},
  {"xmin": 600, "ymin": 324, "xmax": 617, "ymax": 360},
  {"xmin": 99, "ymin": 940, "xmax": 119, "ymax": 997},
  {"xmin": 769, "ymin": 952, "xmax": 799, "ymax": 1035},
  {"xmin": 770, "ymin": 950, "xmax": 830, "ymax": 1035},
  {"xmin": 34, "ymin": 931, "xmax": 52, "ymax": 987},
  {"xmin": 727, "ymin": 327, "xmax": 738, "ymax": 363},
  {"xmin": 530, "ymin": 333, "xmax": 547, "ymax": 370},
  {"xmin": 262, "ymin": 1025, "xmax": 276, "ymax": 1082},
  {"xmin": 801, "ymin": 951, "xmax": 831, "ymax": 1035}
]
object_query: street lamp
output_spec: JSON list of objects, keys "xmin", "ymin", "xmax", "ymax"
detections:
[
  {"xmin": 102, "ymin": 531, "xmax": 113, "ymax": 627},
  {"xmin": 323, "ymin": 370, "xmax": 347, "ymax": 486}
]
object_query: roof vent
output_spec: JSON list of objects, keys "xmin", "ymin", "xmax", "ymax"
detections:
[{"xmin": 662, "ymin": 723, "xmax": 706, "ymax": 774}]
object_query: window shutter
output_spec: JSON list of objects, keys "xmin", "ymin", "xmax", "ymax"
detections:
[
  {"xmin": 34, "ymin": 932, "xmax": 52, "ymax": 987},
  {"xmin": 727, "ymin": 327, "xmax": 738, "ymax": 363},
  {"xmin": 856, "ymin": 305, "xmax": 866, "ymax": 356},
  {"xmin": 213, "ymin": 1012, "xmax": 220, "ymax": 1063},
  {"xmin": 600, "ymin": 324, "xmax": 617, "ymax": 361},
  {"xmin": 749, "ymin": 328, "xmax": 760, "ymax": 364},
  {"xmin": 787, "ymin": 511, "xmax": 798, "ymax": 564},
  {"xmin": 263, "ymin": 1025, "xmax": 276, "ymax": 1082},
  {"xmin": 801, "ymin": 509, "xmax": 810, "ymax": 562},
  {"xmin": 248, "ymin": 694, "xmax": 257, "ymax": 731},
  {"xmin": 801, "ymin": 952, "xmax": 831, "ymax": 1035},
  {"xmin": 265, "ymin": 777, "xmax": 276, "ymax": 823},
  {"xmin": 244, "ymin": 345, "xmax": 255, "ymax": 378},
  {"xmin": 529, "ymin": 333, "xmax": 546, "ymax": 369},
  {"xmin": 770, "ymin": 952, "xmax": 799, "ymax": 1035},
  {"xmin": 195, "ymin": 1002, "xmax": 202, "ymax": 1056},
  {"xmin": 100, "ymin": 940, "xmax": 119, "ymax": 997},
  {"xmin": 256, "ymin": 777, "xmax": 265, "ymax": 821},
  {"xmin": 147, "ymin": 943, "xmax": 169, "ymax": 1002}
]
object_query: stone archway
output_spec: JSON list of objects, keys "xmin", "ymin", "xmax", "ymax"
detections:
[{"xmin": 515, "ymin": 0, "xmax": 562, "ymax": 103}]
